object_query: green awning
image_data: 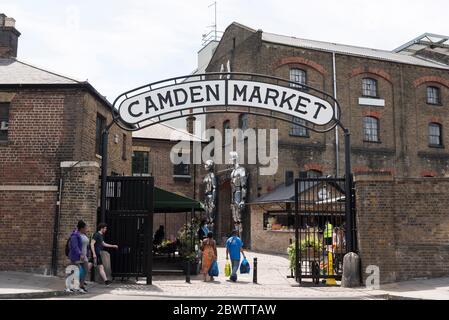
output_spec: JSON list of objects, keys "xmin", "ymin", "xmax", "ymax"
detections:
[{"xmin": 154, "ymin": 187, "xmax": 204, "ymax": 213}]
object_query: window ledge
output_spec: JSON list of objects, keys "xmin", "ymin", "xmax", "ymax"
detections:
[
  {"xmin": 429, "ymin": 144, "xmax": 444, "ymax": 149},
  {"xmin": 289, "ymin": 133, "xmax": 310, "ymax": 138},
  {"xmin": 426, "ymin": 102, "xmax": 443, "ymax": 106},
  {"xmin": 359, "ymin": 97, "xmax": 385, "ymax": 107},
  {"xmin": 363, "ymin": 140, "xmax": 382, "ymax": 144},
  {"xmin": 173, "ymin": 175, "xmax": 191, "ymax": 181},
  {"xmin": 0, "ymin": 140, "xmax": 9, "ymax": 145}
]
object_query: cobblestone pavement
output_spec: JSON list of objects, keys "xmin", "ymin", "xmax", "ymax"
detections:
[{"xmin": 48, "ymin": 248, "xmax": 380, "ymax": 300}]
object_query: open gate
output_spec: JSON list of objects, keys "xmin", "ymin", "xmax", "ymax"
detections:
[
  {"xmin": 294, "ymin": 176, "xmax": 356, "ymax": 285},
  {"xmin": 102, "ymin": 176, "xmax": 154, "ymax": 284}
]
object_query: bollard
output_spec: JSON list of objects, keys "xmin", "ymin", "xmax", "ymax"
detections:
[
  {"xmin": 253, "ymin": 257, "xmax": 257, "ymax": 284},
  {"xmin": 186, "ymin": 260, "xmax": 191, "ymax": 283}
]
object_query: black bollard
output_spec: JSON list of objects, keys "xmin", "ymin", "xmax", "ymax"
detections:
[
  {"xmin": 186, "ymin": 260, "xmax": 191, "ymax": 283},
  {"xmin": 253, "ymin": 257, "xmax": 257, "ymax": 284}
]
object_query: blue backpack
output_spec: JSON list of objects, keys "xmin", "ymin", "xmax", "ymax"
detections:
[{"xmin": 240, "ymin": 258, "xmax": 250, "ymax": 274}]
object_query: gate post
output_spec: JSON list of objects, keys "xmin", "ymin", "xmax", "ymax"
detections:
[
  {"xmin": 343, "ymin": 129, "xmax": 353, "ymax": 252},
  {"xmin": 100, "ymin": 129, "xmax": 109, "ymax": 224}
]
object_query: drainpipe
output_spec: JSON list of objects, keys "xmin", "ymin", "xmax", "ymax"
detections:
[
  {"xmin": 332, "ymin": 52, "xmax": 340, "ymax": 177},
  {"xmin": 51, "ymin": 173, "xmax": 64, "ymax": 276}
]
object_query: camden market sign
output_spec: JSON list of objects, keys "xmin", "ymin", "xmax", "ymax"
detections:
[{"xmin": 113, "ymin": 73, "xmax": 340, "ymax": 132}]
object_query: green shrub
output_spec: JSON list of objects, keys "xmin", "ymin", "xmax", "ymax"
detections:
[
  {"xmin": 177, "ymin": 218, "xmax": 200, "ymax": 261},
  {"xmin": 287, "ymin": 238, "xmax": 322, "ymax": 271}
]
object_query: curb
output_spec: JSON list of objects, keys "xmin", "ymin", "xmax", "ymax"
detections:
[
  {"xmin": 0, "ymin": 290, "xmax": 76, "ymax": 300},
  {"xmin": 368, "ymin": 293, "xmax": 423, "ymax": 300}
]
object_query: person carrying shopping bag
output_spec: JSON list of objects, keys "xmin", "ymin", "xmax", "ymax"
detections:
[
  {"xmin": 225, "ymin": 230, "xmax": 245, "ymax": 282},
  {"xmin": 200, "ymin": 232, "xmax": 218, "ymax": 282}
]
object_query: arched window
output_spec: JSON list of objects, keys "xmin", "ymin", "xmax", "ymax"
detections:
[
  {"xmin": 363, "ymin": 116, "xmax": 379, "ymax": 142},
  {"xmin": 427, "ymin": 86, "xmax": 441, "ymax": 105},
  {"xmin": 362, "ymin": 78, "xmax": 378, "ymax": 97},
  {"xmin": 307, "ymin": 170, "xmax": 322, "ymax": 178},
  {"xmin": 429, "ymin": 123, "xmax": 442, "ymax": 147},
  {"xmin": 289, "ymin": 68, "xmax": 306, "ymax": 88}
]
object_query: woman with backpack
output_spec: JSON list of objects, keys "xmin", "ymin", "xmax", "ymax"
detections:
[{"xmin": 67, "ymin": 220, "xmax": 90, "ymax": 293}]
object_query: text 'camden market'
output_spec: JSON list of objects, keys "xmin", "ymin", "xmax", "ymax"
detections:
[{"xmin": 119, "ymin": 80, "xmax": 335, "ymax": 126}]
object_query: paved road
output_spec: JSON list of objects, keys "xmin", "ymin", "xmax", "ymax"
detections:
[{"xmin": 45, "ymin": 248, "xmax": 380, "ymax": 300}]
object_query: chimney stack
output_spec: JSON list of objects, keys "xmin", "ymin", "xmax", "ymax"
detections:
[{"xmin": 0, "ymin": 14, "xmax": 21, "ymax": 58}]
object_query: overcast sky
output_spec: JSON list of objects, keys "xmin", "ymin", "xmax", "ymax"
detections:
[{"xmin": 2, "ymin": 0, "xmax": 448, "ymax": 102}]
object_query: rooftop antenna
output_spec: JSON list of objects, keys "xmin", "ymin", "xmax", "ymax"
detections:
[{"xmin": 208, "ymin": 1, "xmax": 217, "ymax": 41}]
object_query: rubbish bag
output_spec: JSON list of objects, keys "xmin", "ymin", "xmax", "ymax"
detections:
[
  {"xmin": 208, "ymin": 260, "xmax": 219, "ymax": 277},
  {"xmin": 224, "ymin": 261, "xmax": 231, "ymax": 277},
  {"xmin": 240, "ymin": 257, "xmax": 250, "ymax": 274}
]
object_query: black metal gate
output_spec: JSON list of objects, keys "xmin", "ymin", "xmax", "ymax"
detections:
[
  {"xmin": 294, "ymin": 176, "xmax": 356, "ymax": 285},
  {"xmin": 102, "ymin": 176, "xmax": 154, "ymax": 284}
]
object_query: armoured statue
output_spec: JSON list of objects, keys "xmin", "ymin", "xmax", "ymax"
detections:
[
  {"xmin": 203, "ymin": 159, "xmax": 217, "ymax": 228},
  {"xmin": 229, "ymin": 151, "xmax": 248, "ymax": 235}
]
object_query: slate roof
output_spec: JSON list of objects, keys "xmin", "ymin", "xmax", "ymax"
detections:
[
  {"xmin": 228, "ymin": 22, "xmax": 449, "ymax": 70},
  {"xmin": 132, "ymin": 121, "xmax": 206, "ymax": 142},
  {"xmin": 250, "ymin": 180, "xmax": 345, "ymax": 204},
  {"xmin": 261, "ymin": 32, "xmax": 449, "ymax": 69},
  {"xmin": 0, "ymin": 58, "xmax": 83, "ymax": 84}
]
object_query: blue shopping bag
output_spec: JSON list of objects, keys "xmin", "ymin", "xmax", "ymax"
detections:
[
  {"xmin": 79, "ymin": 265, "xmax": 86, "ymax": 280},
  {"xmin": 240, "ymin": 257, "xmax": 250, "ymax": 274},
  {"xmin": 208, "ymin": 260, "xmax": 219, "ymax": 277}
]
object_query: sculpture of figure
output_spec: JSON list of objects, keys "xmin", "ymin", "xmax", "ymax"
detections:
[
  {"xmin": 229, "ymin": 151, "xmax": 248, "ymax": 235},
  {"xmin": 203, "ymin": 159, "xmax": 217, "ymax": 228}
]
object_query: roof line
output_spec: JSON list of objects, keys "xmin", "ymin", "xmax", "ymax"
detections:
[
  {"xmin": 14, "ymin": 58, "xmax": 84, "ymax": 83},
  {"xmin": 393, "ymin": 32, "xmax": 449, "ymax": 53},
  {"xmin": 262, "ymin": 31, "xmax": 396, "ymax": 55}
]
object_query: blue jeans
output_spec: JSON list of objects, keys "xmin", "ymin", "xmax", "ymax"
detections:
[{"xmin": 231, "ymin": 259, "xmax": 240, "ymax": 281}]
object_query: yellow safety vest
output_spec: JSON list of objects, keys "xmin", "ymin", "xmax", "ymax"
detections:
[{"xmin": 324, "ymin": 223, "xmax": 333, "ymax": 238}]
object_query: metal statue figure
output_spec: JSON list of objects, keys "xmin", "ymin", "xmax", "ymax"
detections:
[
  {"xmin": 203, "ymin": 159, "xmax": 217, "ymax": 228},
  {"xmin": 229, "ymin": 151, "xmax": 248, "ymax": 235}
]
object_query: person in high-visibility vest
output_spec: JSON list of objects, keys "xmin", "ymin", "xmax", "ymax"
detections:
[{"xmin": 324, "ymin": 221, "xmax": 333, "ymax": 252}]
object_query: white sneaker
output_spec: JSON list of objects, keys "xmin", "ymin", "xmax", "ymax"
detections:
[{"xmin": 77, "ymin": 288, "xmax": 88, "ymax": 294}]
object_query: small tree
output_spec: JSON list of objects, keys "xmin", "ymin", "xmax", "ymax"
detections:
[{"xmin": 177, "ymin": 218, "xmax": 200, "ymax": 261}]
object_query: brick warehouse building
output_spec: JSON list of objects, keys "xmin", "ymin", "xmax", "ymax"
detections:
[
  {"xmin": 204, "ymin": 23, "xmax": 449, "ymax": 245},
  {"xmin": 132, "ymin": 121, "xmax": 206, "ymax": 240},
  {"xmin": 0, "ymin": 15, "xmax": 132, "ymax": 274}
]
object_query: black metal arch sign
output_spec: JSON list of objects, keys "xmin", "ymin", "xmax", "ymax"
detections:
[{"xmin": 113, "ymin": 72, "xmax": 340, "ymax": 133}]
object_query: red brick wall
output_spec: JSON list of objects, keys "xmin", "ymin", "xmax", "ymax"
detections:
[
  {"xmin": 355, "ymin": 174, "xmax": 449, "ymax": 283},
  {"xmin": 0, "ymin": 190, "xmax": 56, "ymax": 273},
  {"xmin": 0, "ymin": 87, "xmax": 132, "ymax": 273}
]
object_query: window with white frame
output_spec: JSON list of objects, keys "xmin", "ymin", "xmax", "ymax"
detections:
[
  {"xmin": 289, "ymin": 68, "xmax": 306, "ymax": 88},
  {"xmin": 363, "ymin": 116, "xmax": 379, "ymax": 142},
  {"xmin": 429, "ymin": 123, "xmax": 442, "ymax": 147},
  {"xmin": 362, "ymin": 78, "xmax": 378, "ymax": 97},
  {"xmin": 427, "ymin": 86, "xmax": 441, "ymax": 105},
  {"xmin": 290, "ymin": 117, "xmax": 308, "ymax": 137}
]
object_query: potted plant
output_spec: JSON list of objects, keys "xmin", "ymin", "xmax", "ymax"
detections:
[{"xmin": 177, "ymin": 219, "xmax": 200, "ymax": 275}]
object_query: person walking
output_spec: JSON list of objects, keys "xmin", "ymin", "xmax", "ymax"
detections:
[
  {"xmin": 200, "ymin": 232, "xmax": 217, "ymax": 282},
  {"xmin": 225, "ymin": 230, "xmax": 245, "ymax": 282},
  {"xmin": 197, "ymin": 220, "xmax": 209, "ymax": 241},
  {"xmin": 90, "ymin": 223, "xmax": 118, "ymax": 285},
  {"xmin": 68, "ymin": 220, "xmax": 89, "ymax": 293}
]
